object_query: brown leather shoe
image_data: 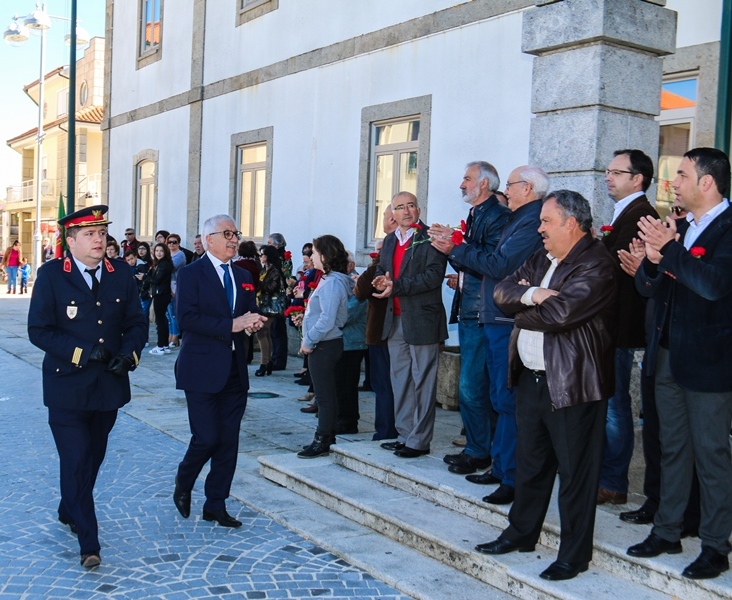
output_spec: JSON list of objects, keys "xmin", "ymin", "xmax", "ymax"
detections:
[{"xmin": 597, "ymin": 486, "xmax": 627, "ymax": 505}]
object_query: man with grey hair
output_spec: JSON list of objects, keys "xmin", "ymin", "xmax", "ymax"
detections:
[
  {"xmin": 173, "ymin": 214, "xmax": 266, "ymax": 527},
  {"xmin": 477, "ymin": 190, "xmax": 617, "ymax": 581},
  {"xmin": 431, "ymin": 165, "xmax": 546, "ymax": 504},
  {"xmin": 427, "ymin": 162, "xmax": 508, "ymax": 479}
]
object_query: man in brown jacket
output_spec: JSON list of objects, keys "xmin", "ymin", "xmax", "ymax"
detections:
[
  {"xmin": 476, "ymin": 190, "xmax": 617, "ymax": 581},
  {"xmin": 355, "ymin": 207, "xmax": 398, "ymax": 440}
]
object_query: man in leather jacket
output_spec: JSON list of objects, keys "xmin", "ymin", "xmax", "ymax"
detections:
[{"xmin": 475, "ymin": 189, "xmax": 617, "ymax": 582}]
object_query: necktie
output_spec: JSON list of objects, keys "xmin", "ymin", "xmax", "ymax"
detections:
[
  {"xmin": 85, "ymin": 267, "xmax": 100, "ymax": 297},
  {"xmin": 220, "ymin": 263, "xmax": 234, "ymax": 314}
]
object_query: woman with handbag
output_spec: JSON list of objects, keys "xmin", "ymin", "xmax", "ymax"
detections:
[
  {"xmin": 148, "ymin": 243, "xmax": 174, "ymax": 356},
  {"xmin": 254, "ymin": 244, "xmax": 285, "ymax": 376}
]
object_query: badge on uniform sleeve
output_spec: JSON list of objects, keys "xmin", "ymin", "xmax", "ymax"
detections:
[{"xmin": 67, "ymin": 306, "xmax": 78, "ymax": 319}]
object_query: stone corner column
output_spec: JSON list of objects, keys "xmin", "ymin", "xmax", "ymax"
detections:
[{"xmin": 523, "ymin": 0, "xmax": 677, "ymax": 224}]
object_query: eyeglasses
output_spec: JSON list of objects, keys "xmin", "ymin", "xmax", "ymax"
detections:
[
  {"xmin": 393, "ymin": 202, "xmax": 417, "ymax": 212},
  {"xmin": 671, "ymin": 206, "xmax": 687, "ymax": 216},
  {"xmin": 167, "ymin": 240, "xmax": 179, "ymax": 245},
  {"xmin": 505, "ymin": 180, "xmax": 527, "ymax": 188},
  {"xmin": 605, "ymin": 169, "xmax": 637, "ymax": 177},
  {"xmin": 302, "ymin": 251, "xmax": 313, "ymax": 257},
  {"xmin": 210, "ymin": 230, "xmax": 243, "ymax": 240},
  {"xmin": 125, "ymin": 232, "xmax": 135, "ymax": 236}
]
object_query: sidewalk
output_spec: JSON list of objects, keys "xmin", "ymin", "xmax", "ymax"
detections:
[{"xmin": 0, "ymin": 294, "xmax": 457, "ymax": 599}]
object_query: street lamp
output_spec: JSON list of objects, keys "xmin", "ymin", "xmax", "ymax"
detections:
[{"xmin": 3, "ymin": 2, "xmax": 88, "ymax": 277}]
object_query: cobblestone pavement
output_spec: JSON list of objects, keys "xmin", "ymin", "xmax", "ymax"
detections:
[{"xmin": 0, "ymin": 296, "xmax": 411, "ymax": 599}]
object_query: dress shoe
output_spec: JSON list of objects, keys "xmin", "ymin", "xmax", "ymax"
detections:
[
  {"xmin": 300, "ymin": 403, "xmax": 318, "ymax": 414},
  {"xmin": 298, "ymin": 434, "xmax": 334, "ymax": 458},
  {"xmin": 58, "ymin": 515, "xmax": 78, "ymax": 535},
  {"xmin": 380, "ymin": 441, "xmax": 405, "ymax": 451},
  {"xmin": 394, "ymin": 446, "xmax": 430, "ymax": 458},
  {"xmin": 682, "ymin": 546, "xmax": 730, "ymax": 580},
  {"xmin": 596, "ymin": 486, "xmax": 627, "ymax": 505},
  {"xmin": 447, "ymin": 453, "xmax": 492, "ymax": 475},
  {"xmin": 173, "ymin": 477, "xmax": 191, "ymax": 519},
  {"xmin": 627, "ymin": 532, "xmax": 682, "ymax": 557},
  {"xmin": 293, "ymin": 370, "xmax": 308, "ymax": 378},
  {"xmin": 202, "ymin": 508, "xmax": 242, "ymax": 527},
  {"xmin": 466, "ymin": 471, "xmax": 502, "ymax": 485},
  {"xmin": 298, "ymin": 392, "xmax": 316, "ymax": 402},
  {"xmin": 443, "ymin": 450, "xmax": 467, "ymax": 465},
  {"xmin": 297, "ymin": 375, "xmax": 312, "ymax": 386},
  {"xmin": 451, "ymin": 436, "xmax": 467, "ymax": 447},
  {"xmin": 475, "ymin": 538, "xmax": 534, "ymax": 555},
  {"xmin": 483, "ymin": 484, "xmax": 515, "ymax": 505},
  {"xmin": 539, "ymin": 561, "xmax": 588, "ymax": 581},
  {"xmin": 80, "ymin": 552, "xmax": 101, "ymax": 568},
  {"xmin": 619, "ymin": 507, "xmax": 655, "ymax": 525}
]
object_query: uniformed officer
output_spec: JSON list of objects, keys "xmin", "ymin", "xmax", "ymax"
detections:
[{"xmin": 28, "ymin": 205, "xmax": 147, "ymax": 569}]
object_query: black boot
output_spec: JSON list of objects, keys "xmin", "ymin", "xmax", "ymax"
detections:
[
  {"xmin": 297, "ymin": 434, "xmax": 334, "ymax": 459},
  {"xmin": 266, "ymin": 361, "xmax": 273, "ymax": 375},
  {"xmin": 254, "ymin": 364, "xmax": 268, "ymax": 377}
]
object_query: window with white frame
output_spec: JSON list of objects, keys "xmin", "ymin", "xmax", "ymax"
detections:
[
  {"xmin": 369, "ymin": 118, "xmax": 420, "ymax": 240},
  {"xmin": 656, "ymin": 76, "xmax": 697, "ymax": 218},
  {"xmin": 236, "ymin": 143, "xmax": 267, "ymax": 239},
  {"xmin": 137, "ymin": 0, "xmax": 163, "ymax": 67},
  {"xmin": 56, "ymin": 88, "xmax": 69, "ymax": 118},
  {"xmin": 135, "ymin": 159, "xmax": 157, "ymax": 240}
]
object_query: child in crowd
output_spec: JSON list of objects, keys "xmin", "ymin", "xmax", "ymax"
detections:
[{"xmin": 19, "ymin": 258, "xmax": 31, "ymax": 294}]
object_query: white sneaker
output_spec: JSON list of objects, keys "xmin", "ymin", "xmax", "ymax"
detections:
[
  {"xmin": 164, "ymin": 346, "xmax": 172, "ymax": 354},
  {"xmin": 149, "ymin": 346, "xmax": 168, "ymax": 356}
]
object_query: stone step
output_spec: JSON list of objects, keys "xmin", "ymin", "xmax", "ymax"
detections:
[
  {"xmin": 327, "ymin": 441, "xmax": 732, "ymax": 600},
  {"xmin": 260, "ymin": 450, "xmax": 681, "ymax": 600}
]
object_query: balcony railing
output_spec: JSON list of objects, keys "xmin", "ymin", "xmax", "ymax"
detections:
[{"xmin": 5, "ymin": 174, "xmax": 103, "ymax": 205}]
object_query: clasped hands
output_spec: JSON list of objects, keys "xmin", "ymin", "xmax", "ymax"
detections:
[
  {"xmin": 232, "ymin": 311, "xmax": 267, "ymax": 334},
  {"xmin": 636, "ymin": 215, "xmax": 679, "ymax": 264},
  {"xmin": 427, "ymin": 223, "xmax": 458, "ymax": 255}
]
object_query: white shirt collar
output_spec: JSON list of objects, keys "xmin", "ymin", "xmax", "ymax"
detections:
[
  {"xmin": 394, "ymin": 226, "xmax": 416, "ymax": 245},
  {"xmin": 611, "ymin": 191, "xmax": 645, "ymax": 224}
]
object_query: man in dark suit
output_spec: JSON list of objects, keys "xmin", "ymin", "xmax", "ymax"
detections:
[
  {"xmin": 372, "ymin": 192, "xmax": 448, "ymax": 458},
  {"xmin": 478, "ymin": 190, "xmax": 617, "ymax": 581},
  {"xmin": 596, "ymin": 149, "xmax": 659, "ymax": 505},
  {"xmin": 628, "ymin": 148, "xmax": 732, "ymax": 580},
  {"xmin": 28, "ymin": 205, "xmax": 148, "ymax": 569},
  {"xmin": 173, "ymin": 214, "xmax": 266, "ymax": 527}
]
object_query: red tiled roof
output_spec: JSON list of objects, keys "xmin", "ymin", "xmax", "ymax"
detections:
[
  {"xmin": 6, "ymin": 105, "xmax": 103, "ymax": 146},
  {"xmin": 661, "ymin": 89, "xmax": 695, "ymax": 110}
]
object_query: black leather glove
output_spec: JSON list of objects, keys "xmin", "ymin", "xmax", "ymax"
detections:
[
  {"xmin": 107, "ymin": 353, "xmax": 136, "ymax": 377},
  {"xmin": 89, "ymin": 345, "xmax": 112, "ymax": 363}
]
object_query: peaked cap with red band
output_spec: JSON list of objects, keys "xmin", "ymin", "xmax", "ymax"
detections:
[{"xmin": 58, "ymin": 204, "xmax": 112, "ymax": 229}]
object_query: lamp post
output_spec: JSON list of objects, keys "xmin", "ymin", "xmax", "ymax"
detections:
[{"xmin": 3, "ymin": 1, "xmax": 88, "ymax": 276}]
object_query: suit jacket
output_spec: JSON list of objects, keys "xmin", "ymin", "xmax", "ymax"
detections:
[
  {"xmin": 494, "ymin": 235, "xmax": 617, "ymax": 409},
  {"xmin": 174, "ymin": 255, "xmax": 258, "ymax": 394},
  {"xmin": 376, "ymin": 220, "xmax": 448, "ymax": 345},
  {"xmin": 601, "ymin": 194, "xmax": 658, "ymax": 348},
  {"xmin": 636, "ymin": 204, "xmax": 732, "ymax": 392},
  {"xmin": 28, "ymin": 256, "xmax": 148, "ymax": 411}
]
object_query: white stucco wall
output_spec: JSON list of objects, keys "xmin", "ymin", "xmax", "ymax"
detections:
[
  {"xmin": 109, "ymin": 0, "xmax": 195, "ymax": 116},
  {"xmin": 204, "ymin": 0, "xmax": 473, "ymax": 85},
  {"xmin": 197, "ymin": 11, "xmax": 532, "ymax": 256},
  {"xmin": 666, "ymin": 0, "xmax": 723, "ymax": 48},
  {"xmin": 107, "ymin": 107, "xmax": 191, "ymax": 240}
]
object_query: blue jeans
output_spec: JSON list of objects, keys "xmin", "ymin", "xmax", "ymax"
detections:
[
  {"xmin": 484, "ymin": 324, "xmax": 516, "ymax": 486},
  {"xmin": 140, "ymin": 298, "xmax": 151, "ymax": 343},
  {"xmin": 6, "ymin": 266, "xmax": 18, "ymax": 292},
  {"xmin": 369, "ymin": 344, "xmax": 398, "ymax": 440},
  {"xmin": 458, "ymin": 319, "xmax": 491, "ymax": 459},
  {"xmin": 600, "ymin": 346, "xmax": 636, "ymax": 494},
  {"xmin": 166, "ymin": 299, "xmax": 180, "ymax": 337}
]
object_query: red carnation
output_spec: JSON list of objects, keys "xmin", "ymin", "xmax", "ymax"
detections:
[
  {"xmin": 308, "ymin": 282, "xmax": 318, "ymax": 289},
  {"xmin": 284, "ymin": 251, "xmax": 292, "ymax": 260},
  {"xmin": 300, "ymin": 275, "xmax": 307, "ymax": 281},
  {"xmin": 411, "ymin": 223, "xmax": 422, "ymax": 231},
  {"xmin": 369, "ymin": 252, "xmax": 379, "ymax": 259},
  {"xmin": 284, "ymin": 305, "xmax": 306, "ymax": 317},
  {"xmin": 600, "ymin": 225, "xmax": 613, "ymax": 236},
  {"xmin": 690, "ymin": 246, "xmax": 706, "ymax": 258},
  {"xmin": 451, "ymin": 230, "xmax": 464, "ymax": 245},
  {"xmin": 460, "ymin": 219, "xmax": 467, "ymax": 233},
  {"xmin": 241, "ymin": 283, "xmax": 254, "ymax": 291}
]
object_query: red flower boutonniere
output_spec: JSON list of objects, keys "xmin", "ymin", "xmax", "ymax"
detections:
[
  {"xmin": 284, "ymin": 251, "xmax": 292, "ymax": 260},
  {"xmin": 600, "ymin": 225, "xmax": 613, "ymax": 236},
  {"xmin": 451, "ymin": 230, "xmax": 464, "ymax": 245},
  {"xmin": 369, "ymin": 252, "xmax": 379, "ymax": 259},
  {"xmin": 411, "ymin": 223, "xmax": 422, "ymax": 233},
  {"xmin": 308, "ymin": 282, "xmax": 318, "ymax": 289},
  {"xmin": 460, "ymin": 219, "xmax": 467, "ymax": 234},
  {"xmin": 690, "ymin": 246, "xmax": 706, "ymax": 258},
  {"xmin": 241, "ymin": 283, "xmax": 254, "ymax": 292}
]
